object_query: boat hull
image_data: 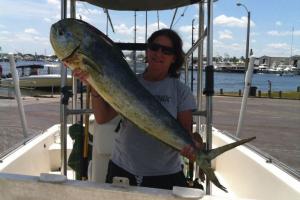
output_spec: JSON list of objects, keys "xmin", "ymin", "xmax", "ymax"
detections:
[{"xmin": 0, "ymin": 74, "xmax": 72, "ymax": 89}]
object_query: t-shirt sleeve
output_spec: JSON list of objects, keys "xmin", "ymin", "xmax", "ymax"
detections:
[{"xmin": 177, "ymin": 81, "xmax": 197, "ymax": 112}]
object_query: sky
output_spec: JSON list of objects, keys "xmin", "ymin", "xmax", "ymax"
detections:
[{"xmin": 0, "ymin": 0, "xmax": 299, "ymax": 58}]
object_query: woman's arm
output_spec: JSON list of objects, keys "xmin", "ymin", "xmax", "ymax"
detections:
[
  {"xmin": 177, "ymin": 110, "xmax": 193, "ymax": 137},
  {"xmin": 71, "ymin": 68, "xmax": 118, "ymax": 124},
  {"xmin": 91, "ymin": 88, "xmax": 118, "ymax": 124}
]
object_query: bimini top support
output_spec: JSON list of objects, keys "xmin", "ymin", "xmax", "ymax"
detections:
[{"xmin": 78, "ymin": 0, "xmax": 201, "ymax": 11}]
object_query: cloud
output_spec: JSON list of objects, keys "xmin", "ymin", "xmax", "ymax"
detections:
[
  {"xmin": 113, "ymin": 22, "xmax": 168, "ymax": 43},
  {"xmin": 267, "ymin": 43, "xmax": 290, "ymax": 49},
  {"xmin": 251, "ymin": 32, "xmax": 260, "ymax": 36},
  {"xmin": 77, "ymin": 7, "xmax": 101, "ymax": 16},
  {"xmin": 212, "ymin": 40, "xmax": 243, "ymax": 56},
  {"xmin": 0, "ymin": 30, "xmax": 10, "ymax": 35},
  {"xmin": 114, "ymin": 24, "xmax": 134, "ymax": 35},
  {"xmin": 214, "ymin": 15, "xmax": 255, "ymax": 28},
  {"xmin": 47, "ymin": 0, "xmax": 60, "ymax": 5},
  {"xmin": 213, "ymin": 39, "xmax": 223, "ymax": 45},
  {"xmin": 267, "ymin": 30, "xmax": 300, "ymax": 36},
  {"xmin": 24, "ymin": 28, "xmax": 39, "ymax": 35},
  {"xmin": 178, "ymin": 25, "xmax": 199, "ymax": 36},
  {"xmin": 218, "ymin": 30, "xmax": 233, "ymax": 40},
  {"xmin": 260, "ymin": 43, "xmax": 293, "ymax": 57},
  {"xmin": 275, "ymin": 21, "xmax": 282, "ymax": 26}
]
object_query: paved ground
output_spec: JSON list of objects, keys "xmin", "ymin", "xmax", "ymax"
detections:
[
  {"xmin": 0, "ymin": 94, "xmax": 299, "ymax": 174},
  {"xmin": 211, "ymin": 96, "xmax": 300, "ymax": 174}
]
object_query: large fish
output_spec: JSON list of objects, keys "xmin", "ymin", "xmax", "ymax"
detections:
[{"xmin": 50, "ymin": 18, "xmax": 255, "ymax": 192}]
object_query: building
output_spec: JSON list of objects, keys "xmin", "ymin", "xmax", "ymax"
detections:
[{"xmin": 257, "ymin": 55, "xmax": 300, "ymax": 68}]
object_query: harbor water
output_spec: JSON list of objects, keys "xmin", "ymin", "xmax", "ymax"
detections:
[{"xmin": 186, "ymin": 71, "xmax": 300, "ymax": 93}]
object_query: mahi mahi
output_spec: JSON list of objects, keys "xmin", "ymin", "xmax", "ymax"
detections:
[{"xmin": 50, "ymin": 18, "xmax": 255, "ymax": 192}]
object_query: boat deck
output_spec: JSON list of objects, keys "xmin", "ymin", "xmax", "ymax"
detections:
[{"xmin": 0, "ymin": 94, "xmax": 299, "ymax": 174}]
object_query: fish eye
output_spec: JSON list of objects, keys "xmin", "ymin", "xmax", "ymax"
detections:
[{"xmin": 66, "ymin": 32, "xmax": 72, "ymax": 37}]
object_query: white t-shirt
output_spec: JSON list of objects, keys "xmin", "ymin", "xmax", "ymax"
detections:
[{"xmin": 111, "ymin": 75, "xmax": 196, "ymax": 176}]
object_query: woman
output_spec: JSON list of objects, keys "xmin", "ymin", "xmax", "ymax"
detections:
[{"xmin": 74, "ymin": 29, "xmax": 202, "ymax": 190}]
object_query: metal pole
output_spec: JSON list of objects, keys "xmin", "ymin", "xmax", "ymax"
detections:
[
  {"xmin": 170, "ymin": 8, "xmax": 178, "ymax": 29},
  {"xmin": 191, "ymin": 19, "xmax": 195, "ymax": 92},
  {"xmin": 205, "ymin": 0, "xmax": 214, "ymax": 195},
  {"xmin": 70, "ymin": 0, "xmax": 77, "ymax": 124},
  {"xmin": 237, "ymin": 3, "xmax": 251, "ymax": 74},
  {"xmin": 196, "ymin": 1, "xmax": 205, "ymax": 134},
  {"xmin": 245, "ymin": 11, "xmax": 250, "ymax": 72},
  {"xmin": 103, "ymin": 9, "xmax": 115, "ymax": 34},
  {"xmin": 157, "ymin": 11, "xmax": 160, "ymax": 30},
  {"xmin": 106, "ymin": 10, "xmax": 109, "ymax": 35},
  {"xmin": 145, "ymin": 11, "xmax": 148, "ymax": 43},
  {"xmin": 60, "ymin": 0, "xmax": 68, "ymax": 176},
  {"xmin": 133, "ymin": 11, "xmax": 137, "ymax": 73}
]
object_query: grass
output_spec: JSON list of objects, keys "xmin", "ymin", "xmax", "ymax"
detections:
[{"xmin": 218, "ymin": 91, "xmax": 300, "ymax": 100}]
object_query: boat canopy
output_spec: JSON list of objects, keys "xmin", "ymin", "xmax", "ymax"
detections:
[
  {"xmin": 78, "ymin": 0, "xmax": 201, "ymax": 10},
  {"xmin": 16, "ymin": 64, "xmax": 44, "ymax": 69}
]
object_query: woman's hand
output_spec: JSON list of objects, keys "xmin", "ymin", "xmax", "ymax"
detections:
[
  {"xmin": 73, "ymin": 68, "xmax": 89, "ymax": 85},
  {"xmin": 181, "ymin": 132, "xmax": 206, "ymax": 182},
  {"xmin": 180, "ymin": 132, "xmax": 204, "ymax": 161},
  {"xmin": 63, "ymin": 61, "xmax": 90, "ymax": 84}
]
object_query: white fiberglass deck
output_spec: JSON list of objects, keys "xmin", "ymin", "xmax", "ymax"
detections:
[{"xmin": 0, "ymin": 123, "xmax": 299, "ymax": 200}]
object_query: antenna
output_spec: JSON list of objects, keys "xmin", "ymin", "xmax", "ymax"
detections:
[
  {"xmin": 170, "ymin": 8, "xmax": 178, "ymax": 29},
  {"xmin": 157, "ymin": 10, "xmax": 160, "ymax": 29}
]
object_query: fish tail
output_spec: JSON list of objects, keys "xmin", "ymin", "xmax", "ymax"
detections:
[{"xmin": 207, "ymin": 137, "xmax": 256, "ymax": 160}]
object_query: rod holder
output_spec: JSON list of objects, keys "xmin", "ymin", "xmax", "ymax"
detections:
[{"xmin": 203, "ymin": 65, "xmax": 214, "ymax": 96}]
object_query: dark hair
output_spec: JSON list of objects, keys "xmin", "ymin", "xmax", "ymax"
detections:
[{"xmin": 147, "ymin": 29, "xmax": 185, "ymax": 78}]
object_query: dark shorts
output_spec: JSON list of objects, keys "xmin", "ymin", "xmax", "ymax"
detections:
[{"xmin": 106, "ymin": 160, "xmax": 188, "ymax": 190}]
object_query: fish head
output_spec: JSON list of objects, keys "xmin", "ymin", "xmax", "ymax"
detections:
[{"xmin": 50, "ymin": 19, "xmax": 83, "ymax": 70}]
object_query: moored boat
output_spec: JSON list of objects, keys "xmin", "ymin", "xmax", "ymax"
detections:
[{"xmin": 0, "ymin": 63, "xmax": 72, "ymax": 89}]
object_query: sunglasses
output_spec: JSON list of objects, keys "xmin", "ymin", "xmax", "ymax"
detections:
[{"xmin": 147, "ymin": 43, "xmax": 175, "ymax": 55}]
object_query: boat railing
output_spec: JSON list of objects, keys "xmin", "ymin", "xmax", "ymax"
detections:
[
  {"xmin": 183, "ymin": 28, "xmax": 207, "ymax": 85},
  {"xmin": 0, "ymin": 132, "xmax": 41, "ymax": 162}
]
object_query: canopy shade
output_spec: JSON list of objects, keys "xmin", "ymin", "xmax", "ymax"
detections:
[
  {"xmin": 78, "ymin": 0, "xmax": 201, "ymax": 11},
  {"xmin": 16, "ymin": 64, "xmax": 44, "ymax": 69}
]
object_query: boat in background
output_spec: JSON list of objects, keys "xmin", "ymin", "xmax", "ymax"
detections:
[{"xmin": 0, "ymin": 63, "xmax": 72, "ymax": 89}]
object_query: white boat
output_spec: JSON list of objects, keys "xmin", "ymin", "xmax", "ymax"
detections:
[
  {"xmin": 0, "ymin": 1, "xmax": 299, "ymax": 200},
  {"xmin": 1, "ymin": 119, "xmax": 299, "ymax": 199},
  {"xmin": 1, "ymin": 74, "xmax": 73, "ymax": 89},
  {"xmin": 0, "ymin": 63, "xmax": 72, "ymax": 89}
]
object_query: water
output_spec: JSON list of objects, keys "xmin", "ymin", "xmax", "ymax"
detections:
[
  {"xmin": 186, "ymin": 71, "xmax": 300, "ymax": 93},
  {"xmin": 1, "ymin": 61, "xmax": 299, "ymax": 92}
]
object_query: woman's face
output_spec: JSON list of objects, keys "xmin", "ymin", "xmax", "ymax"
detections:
[{"xmin": 146, "ymin": 35, "xmax": 176, "ymax": 74}]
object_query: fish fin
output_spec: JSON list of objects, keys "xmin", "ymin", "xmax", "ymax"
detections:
[
  {"xmin": 208, "ymin": 137, "xmax": 256, "ymax": 160},
  {"xmin": 202, "ymin": 167, "xmax": 228, "ymax": 192}
]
